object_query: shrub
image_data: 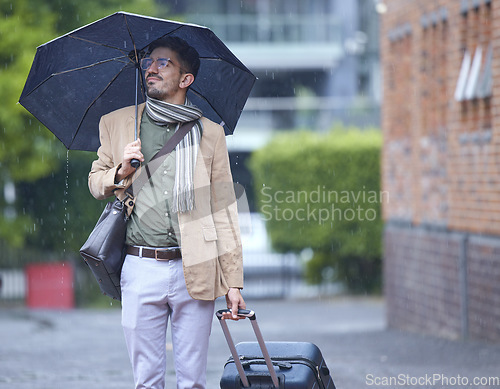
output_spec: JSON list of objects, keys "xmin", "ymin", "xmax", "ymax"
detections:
[{"xmin": 248, "ymin": 125, "xmax": 383, "ymax": 293}]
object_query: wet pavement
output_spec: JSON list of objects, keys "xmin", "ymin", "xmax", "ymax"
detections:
[{"xmin": 1, "ymin": 296, "xmax": 500, "ymax": 388}]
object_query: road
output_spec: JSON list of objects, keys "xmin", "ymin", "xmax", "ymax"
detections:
[{"xmin": 1, "ymin": 297, "xmax": 500, "ymax": 388}]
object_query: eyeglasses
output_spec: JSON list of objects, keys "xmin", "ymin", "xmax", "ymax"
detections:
[{"xmin": 140, "ymin": 57, "xmax": 175, "ymax": 71}]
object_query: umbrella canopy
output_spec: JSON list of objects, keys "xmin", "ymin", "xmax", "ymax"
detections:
[{"xmin": 19, "ymin": 12, "xmax": 256, "ymax": 151}]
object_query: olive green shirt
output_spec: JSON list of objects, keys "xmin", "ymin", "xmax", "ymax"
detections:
[{"xmin": 125, "ymin": 113, "xmax": 180, "ymax": 247}]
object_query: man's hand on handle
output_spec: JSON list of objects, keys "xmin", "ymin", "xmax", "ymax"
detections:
[
  {"xmin": 223, "ymin": 288, "xmax": 246, "ymax": 321},
  {"xmin": 116, "ymin": 139, "xmax": 144, "ymax": 182}
]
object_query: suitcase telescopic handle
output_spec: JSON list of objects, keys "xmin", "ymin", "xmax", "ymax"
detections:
[
  {"xmin": 216, "ymin": 308, "xmax": 256, "ymax": 320},
  {"xmin": 216, "ymin": 309, "xmax": 280, "ymax": 388}
]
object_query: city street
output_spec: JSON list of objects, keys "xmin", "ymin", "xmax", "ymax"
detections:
[{"xmin": 1, "ymin": 297, "xmax": 500, "ymax": 388}]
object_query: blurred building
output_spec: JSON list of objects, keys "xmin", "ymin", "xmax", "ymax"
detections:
[
  {"xmin": 381, "ymin": 0, "xmax": 500, "ymax": 342},
  {"xmin": 159, "ymin": 0, "xmax": 381, "ymax": 209}
]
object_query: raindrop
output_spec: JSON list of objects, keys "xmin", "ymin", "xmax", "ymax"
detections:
[{"xmin": 62, "ymin": 150, "xmax": 70, "ymax": 255}]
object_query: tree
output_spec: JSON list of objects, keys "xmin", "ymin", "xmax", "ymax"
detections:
[
  {"xmin": 0, "ymin": 0, "xmax": 157, "ymax": 250},
  {"xmin": 41, "ymin": 0, "xmax": 158, "ymax": 33},
  {"xmin": 0, "ymin": 0, "xmax": 60, "ymax": 247}
]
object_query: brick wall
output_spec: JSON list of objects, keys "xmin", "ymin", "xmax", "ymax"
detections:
[
  {"xmin": 384, "ymin": 224, "xmax": 464, "ymax": 339},
  {"xmin": 382, "ymin": 0, "xmax": 500, "ymax": 341},
  {"xmin": 468, "ymin": 235, "xmax": 500, "ymax": 341}
]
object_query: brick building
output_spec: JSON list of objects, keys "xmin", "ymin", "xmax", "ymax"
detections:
[{"xmin": 381, "ymin": 0, "xmax": 500, "ymax": 341}]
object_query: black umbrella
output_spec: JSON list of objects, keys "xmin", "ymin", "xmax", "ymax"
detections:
[{"xmin": 19, "ymin": 12, "xmax": 256, "ymax": 152}]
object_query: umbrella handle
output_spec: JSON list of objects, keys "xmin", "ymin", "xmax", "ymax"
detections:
[{"xmin": 130, "ymin": 159, "xmax": 140, "ymax": 169}]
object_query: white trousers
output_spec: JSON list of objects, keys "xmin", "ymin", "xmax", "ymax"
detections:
[{"xmin": 121, "ymin": 254, "xmax": 215, "ymax": 389}]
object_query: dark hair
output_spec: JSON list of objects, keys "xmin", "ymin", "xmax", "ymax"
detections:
[{"xmin": 147, "ymin": 36, "xmax": 200, "ymax": 78}]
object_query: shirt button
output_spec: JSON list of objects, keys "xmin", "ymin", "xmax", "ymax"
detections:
[
  {"xmin": 168, "ymin": 232, "xmax": 172, "ymax": 236},
  {"xmin": 163, "ymin": 170, "xmax": 168, "ymax": 175},
  {"xmin": 165, "ymin": 212, "xmax": 169, "ymax": 217},
  {"xmin": 164, "ymin": 190, "xmax": 168, "ymax": 195}
]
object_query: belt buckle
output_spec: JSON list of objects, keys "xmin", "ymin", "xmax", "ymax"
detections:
[
  {"xmin": 154, "ymin": 248, "xmax": 171, "ymax": 261},
  {"xmin": 155, "ymin": 249, "xmax": 163, "ymax": 261}
]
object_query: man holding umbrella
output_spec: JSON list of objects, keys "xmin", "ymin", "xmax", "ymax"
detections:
[{"xmin": 88, "ymin": 36, "xmax": 245, "ymax": 389}]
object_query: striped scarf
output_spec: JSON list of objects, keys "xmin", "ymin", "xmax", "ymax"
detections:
[{"xmin": 145, "ymin": 95, "xmax": 203, "ymax": 213}]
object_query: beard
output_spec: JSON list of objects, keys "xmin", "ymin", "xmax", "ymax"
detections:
[
  {"xmin": 146, "ymin": 74, "xmax": 167, "ymax": 100},
  {"xmin": 146, "ymin": 79, "xmax": 181, "ymax": 102},
  {"xmin": 146, "ymin": 84, "xmax": 166, "ymax": 100}
]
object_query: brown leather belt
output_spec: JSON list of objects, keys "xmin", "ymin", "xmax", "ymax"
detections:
[{"xmin": 126, "ymin": 246, "xmax": 181, "ymax": 261}]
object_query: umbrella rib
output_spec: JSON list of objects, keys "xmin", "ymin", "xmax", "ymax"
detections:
[
  {"xmin": 132, "ymin": 24, "xmax": 185, "ymax": 55},
  {"xmin": 189, "ymin": 87, "xmax": 230, "ymax": 128},
  {"xmin": 152, "ymin": 25, "xmax": 186, "ymax": 47},
  {"xmin": 52, "ymin": 56, "xmax": 130, "ymax": 76},
  {"xmin": 69, "ymin": 64, "xmax": 130, "ymax": 148},
  {"xmin": 198, "ymin": 57, "xmax": 255, "ymax": 76},
  {"xmin": 69, "ymin": 35, "xmax": 132, "ymax": 60},
  {"xmin": 124, "ymin": 14, "xmax": 140, "ymax": 63},
  {"xmin": 19, "ymin": 56, "xmax": 131, "ymax": 102}
]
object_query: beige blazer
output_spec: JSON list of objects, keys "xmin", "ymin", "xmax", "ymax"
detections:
[{"xmin": 88, "ymin": 103, "xmax": 243, "ymax": 301}]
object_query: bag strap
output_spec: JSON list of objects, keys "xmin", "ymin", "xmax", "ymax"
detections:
[{"xmin": 125, "ymin": 120, "xmax": 196, "ymax": 198}]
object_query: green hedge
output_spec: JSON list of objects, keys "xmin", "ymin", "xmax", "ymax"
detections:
[{"xmin": 248, "ymin": 126, "xmax": 384, "ymax": 293}]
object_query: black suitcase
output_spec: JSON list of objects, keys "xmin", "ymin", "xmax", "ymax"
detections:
[{"xmin": 216, "ymin": 309, "xmax": 336, "ymax": 389}]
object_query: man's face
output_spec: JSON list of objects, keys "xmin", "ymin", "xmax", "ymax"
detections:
[{"xmin": 144, "ymin": 47, "xmax": 185, "ymax": 102}]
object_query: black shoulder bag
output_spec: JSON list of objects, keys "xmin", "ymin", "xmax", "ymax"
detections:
[{"xmin": 80, "ymin": 121, "xmax": 196, "ymax": 300}]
